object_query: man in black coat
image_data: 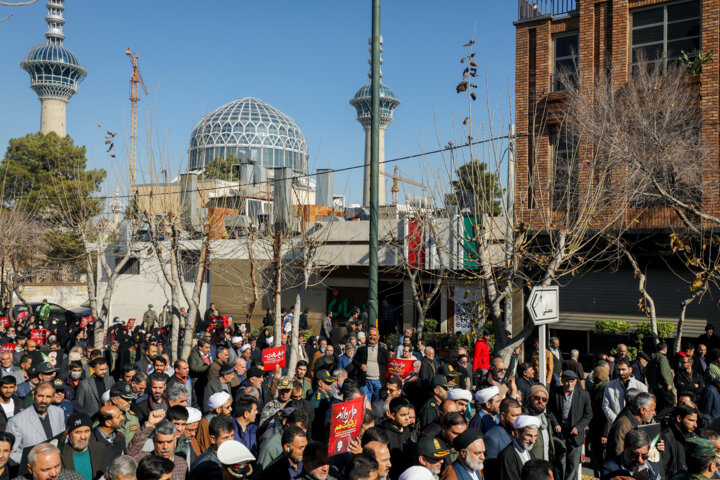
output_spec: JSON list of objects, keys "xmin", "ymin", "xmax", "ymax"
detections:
[
  {"xmin": 348, "ymin": 327, "xmax": 389, "ymax": 402},
  {"xmin": 548, "ymin": 370, "xmax": 593, "ymax": 480},
  {"xmin": 258, "ymin": 425, "xmax": 307, "ymax": 480},
  {"xmin": 497, "ymin": 414, "xmax": 539, "ymax": 480}
]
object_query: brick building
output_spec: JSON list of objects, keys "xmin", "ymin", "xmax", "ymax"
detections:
[
  {"xmin": 514, "ymin": 0, "xmax": 715, "ymax": 229},
  {"xmin": 512, "ymin": 0, "xmax": 719, "ymax": 351}
]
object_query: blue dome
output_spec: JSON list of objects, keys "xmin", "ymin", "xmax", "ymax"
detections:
[
  {"xmin": 25, "ymin": 44, "xmax": 81, "ymax": 67},
  {"xmin": 189, "ymin": 97, "xmax": 307, "ymax": 172},
  {"xmin": 352, "ymin": 83, "xmax": 398, "ymax": 100}
]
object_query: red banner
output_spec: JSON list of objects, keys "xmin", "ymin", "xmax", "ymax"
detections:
[
  {"xmin": 328, "ymin": 396, "xmax": 365, "ymax": 456},
  {"xmin": 385, "ymin": 358, "xmax": 416, "ymax": 379},
  {"xmin": 222, "ymin": 316, "xmax": 231, "ymax": 329},
  {"xmin": 126, "ymin": 318, "xmax": 136, "ymax": 330},
  {"xmin": 30, "ymin": 328, "xmax": 47, "ymax": 344},
  {"xmin": 262, "ymin": 345, "xmax": 286, "ymax": 371},
  {"xmin": 0, "ymin": 317, "xmax": 8, "ymax": 328},
  {"xmin": 1, "ymin": 343, "xmax": 15, "ymax": 353},
  {"xmin": 16, "ymin": 311, "xmax": 28, "ymax": 321},
  {"xmin": 81, "ymin": 315, "xmax": 94, "ymax": 327}
]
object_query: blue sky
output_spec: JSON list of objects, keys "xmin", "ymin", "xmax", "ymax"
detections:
[{"xmin": 0, "ymin": 0, "xmax": 517, "ymax": 207}]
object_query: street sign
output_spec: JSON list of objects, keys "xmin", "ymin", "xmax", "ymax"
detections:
[{"xmin": 526, "ymin": 285, "xmax": 560, "ymax": 325}]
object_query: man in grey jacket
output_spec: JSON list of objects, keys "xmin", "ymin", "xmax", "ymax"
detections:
[
  {"xmin": 321, "ymin": 312, "xmax": 333, "ymax": 342},
  {"xmin": 76, "ymin": 357, "xmax": 115, "ymax": 417},
  {"xmin": 6, "ymin": 382, "xmax": 66, "ymax": 462},
  {"xmin": 602, "ymin": 357, "xmax": 647, "ymax": 425}
]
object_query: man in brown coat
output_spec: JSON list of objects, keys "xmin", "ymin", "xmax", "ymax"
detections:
[
  {"xmin": 606, "ymin": 391, "xmax": 657, "ymax": 457},
  {"xmin": 207, "ymin": 346, "xmax": 230, "ymax": 381}
]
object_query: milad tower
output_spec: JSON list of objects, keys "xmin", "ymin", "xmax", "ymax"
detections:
[{"xmin": 21, "ymin": 0, "xmax": 86, "ymax": 137}]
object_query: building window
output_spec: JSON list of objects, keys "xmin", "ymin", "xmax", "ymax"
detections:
[
  {"xmin": 553, "ymin": 33, "xmax": 579, "ymax": 91},
  {"xmin": 551, "ymin": 133, "xmax": 579, "ymax": 210},
  {"xmin": 117, "ymin": 257, "xmax": 140, "ymax": 275},
  {"xmin": 631, "ymin": 0, "xmax": 700, "ymax": 70}
]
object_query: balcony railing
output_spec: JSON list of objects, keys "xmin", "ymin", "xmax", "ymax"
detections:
[{"xmin": 518, "ymin": 0, "xmax": 578, "ymax": 21}]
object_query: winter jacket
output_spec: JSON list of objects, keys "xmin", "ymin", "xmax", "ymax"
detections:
[
  {"xmin": 700, "ymin": 383, "xmax": 720, "ymax": 419},
  {"xmin": 646, "ymin": 352, "xmax": 673, "ymax": 390},
  {"xmin": 601, "ymin": 376, "xmax": 647, "ymax": 423},
  {"xmin": 473, "ymin": 339, "xmax": 490, "ymax": 370}
]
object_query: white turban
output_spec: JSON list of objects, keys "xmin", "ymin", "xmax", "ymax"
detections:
[
  {"xmin": 240, "ymin": 344, "xmax": 251, "ymax": 352},
  {"xmin": 514, "ymin": 415, "xmax": 541, "ymax": 430},
  {"xmin": 399, "ymin": 466, "xmax": 434, "ymax": 480},
  {"xmin": 207, "ymin": 391, "xmax": 231, "ymax": 410},
  {"xmin": 447, "ymin": 389, "xmax": 472, "ymax": 403},
  {"xmin": 474, "ymin": 386, "xmax": 500, "ymax": 404},
  {"xmin": 186, "ymin": 407, "xmax": 202, "ymax": 424},
  {"xmin": 101, "ymin": 390, "xmax": 110, "ymax": 403},
  {"xmin": 231, "ymin": 336, "xmax": 243, "ymax": 344}
]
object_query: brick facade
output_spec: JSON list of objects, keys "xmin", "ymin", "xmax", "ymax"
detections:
[{"xmin": 514, "ymin": 0, "xmax": 720, "ymax": 230}]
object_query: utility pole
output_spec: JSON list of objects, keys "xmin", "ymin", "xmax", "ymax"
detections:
[
  {"xmin": 504, "ymin": 124, "xmax": 516, "ymax": 334},
  {"xmin": 368, "ymin": 0, "xmax": 381, "ymax": 328}
]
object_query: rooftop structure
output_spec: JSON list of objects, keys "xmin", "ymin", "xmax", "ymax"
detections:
[
  {"xmin": 21, "ymin": 0, "xmax": 86, "ymax": 137},
  {"xmin": 189, "ymin": 97, "xmax": 308, "ymax": 174},
  {"xmin": 350, "ymin": 36, "xmax": 400, "ymax": 207}
]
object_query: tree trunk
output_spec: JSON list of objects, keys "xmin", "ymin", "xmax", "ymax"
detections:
[
  {"xmin": 179, "ymin": 232, "xmax": 211, "ymax": 359},
  {"xmin": 623, "ymin": 247, "xmax": 659, "ymax": 345},
  {"xmin": 675, "ymin": 286, "xmax": 707, "ymax": 353}
]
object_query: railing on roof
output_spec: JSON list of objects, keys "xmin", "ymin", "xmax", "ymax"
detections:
[{"xmin": 518, "ymin": 0, "xmax": 578, "ymax": 21}]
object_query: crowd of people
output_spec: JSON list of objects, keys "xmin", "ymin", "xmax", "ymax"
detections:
[{"xmin": 4, "ymin": 302, "xmax": 720, "ymax": 480}]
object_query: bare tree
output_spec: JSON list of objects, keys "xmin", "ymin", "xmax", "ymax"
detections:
[{"xmin": 0, "ymin": 0, "xmax": 39, "ymax": 23}]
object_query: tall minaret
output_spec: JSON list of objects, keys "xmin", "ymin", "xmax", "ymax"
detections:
[
  {"xmin": 21, "ymin": 0, "xmax": 86, "ymax": 137},
  {"xmin": 350, "ymin": 37, "xmax": 400, "ymax": 207}
]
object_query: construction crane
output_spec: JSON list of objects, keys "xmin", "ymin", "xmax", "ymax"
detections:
[
  {"xmin": 381, "ymin": 166, "xmax": 426, "ymax": 205},
  {"xmin": 125, "ymin": 48, "xmax": 148, "ymax": 189}
]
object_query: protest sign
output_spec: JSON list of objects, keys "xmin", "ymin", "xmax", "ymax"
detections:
[
  {"xmin": 385, "ymin": 358, "xmax": 416, "ymax": 379},
  {"xmin": 328, "ymin": 396, "xmax": 365, "ymax": 456},
  {"xmin": 262, "ymin": 345, "xmax": 286, "ymax": 371}
]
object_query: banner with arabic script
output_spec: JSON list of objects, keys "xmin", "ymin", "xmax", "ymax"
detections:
[
  {"xmin": 385, "ymin": 358, "xmax": 415, "ymax": 379},
  {"xmin": 262, "ymin": 345, "xmax": 286, "ymax": 371},
  {"xmin": 328, "ymin": 396, "xmax": 365, "ymax": 456}
]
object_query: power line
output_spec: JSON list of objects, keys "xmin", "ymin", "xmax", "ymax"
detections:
[{"xmin": 96, "ymin": 132, "xmax": 522, "ymax": 201}]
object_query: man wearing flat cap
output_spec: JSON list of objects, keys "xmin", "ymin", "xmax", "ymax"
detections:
[
  {"xmin": 497, "ymin": 415, "xmax": 539, "ymax": 480},
  {"xmin": 548, "ymin": 370, "xmax": 592, "ymax": 480},
  {"xmin": 60, "ymin": 413, "xmax": 107, "ymax": 480},
  {"xmin": 469, "ymin": 386, "xmax": 500, "ymax": 434},
  {"xmin": 441, "ymin": 428, "xmax": 486, "ymax": 480}
]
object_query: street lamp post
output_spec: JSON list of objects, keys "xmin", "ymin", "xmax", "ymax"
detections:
[{"xmin": 368, "ymin": 0, "xmax": 381, "ymax": 328}]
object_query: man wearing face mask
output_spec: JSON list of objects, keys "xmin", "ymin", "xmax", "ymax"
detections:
[
  {"xmin": 441, "ymin": 428, "xmax": 486, "ymax": 480},
  {"xmin": 64, "ymin": 362, "xmax": 84, "ymax": 401},
  {"xmin": 601, "ymin": 430, "xmax": 661, "ymax": 480},
  {"xmin": 497, "ymin": 415, "xmax": 539, "ymax": 480}
]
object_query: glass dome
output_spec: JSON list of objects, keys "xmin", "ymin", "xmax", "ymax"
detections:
[
  {"xmin": 25, "ymin": 44, "xmax": 81, "ymax": 67},
  {"xmin": 189, "ymin": 97, "xmax": 307, "ymax": 172}
]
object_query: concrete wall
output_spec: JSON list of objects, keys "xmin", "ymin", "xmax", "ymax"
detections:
[{"xmin": 14, "ymin": 284, "xmax": 87, "ymax": 308}]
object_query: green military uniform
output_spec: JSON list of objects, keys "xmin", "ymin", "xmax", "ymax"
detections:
[
  {"xmin": 311, "ymin": 389, "xmax": 331, "ymax": 409},
  {"xmin": 669, "ymin": 437, "xmax": 716, "ymax": 480},
  {"xmin": 295, "ymin": 376, "xmax": 312, "ymax": 399},
  {"xmin": 419, "ymin": 374, "xmax": 449, "ymax": 429},
  {"xmin": 120, "ymin": 409, "xmax": 141, "ymax": 444},
  {"xmin": 418, "ymin": 397, "xmax": 439, "ymax": 429}
]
